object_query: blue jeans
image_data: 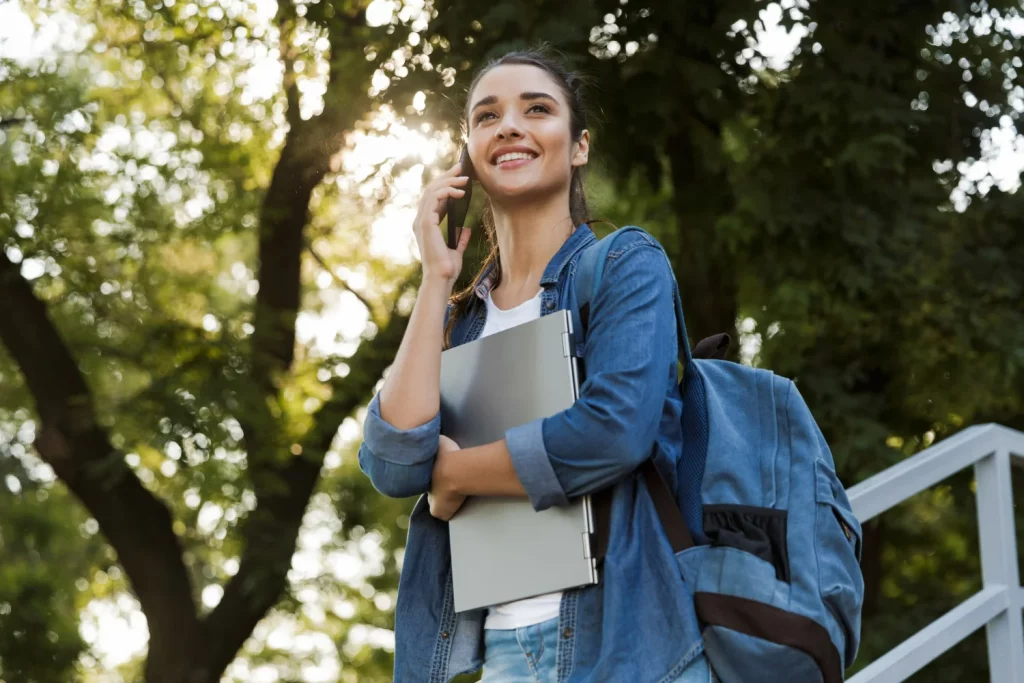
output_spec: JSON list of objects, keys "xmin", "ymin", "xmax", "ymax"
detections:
[{"xmin": 481, "ymin": 617, "xmax": 717, "ymax": 682}]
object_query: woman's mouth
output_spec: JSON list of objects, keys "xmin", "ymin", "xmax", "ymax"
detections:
[{"xmin": 494, "ymin": 152, "xmax": 537, "ymax": 170}]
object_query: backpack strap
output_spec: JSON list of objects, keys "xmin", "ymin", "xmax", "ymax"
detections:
[
  {"xmin": 573, "ymin": 226, "xmax": 694, "ymax": 365},
  {"xmin": 574, "ymin": 227, "xmax": 697, "ymax": 558},
  {"xmin": 642, "ymin": 460, "xmax": 695, "ymax": 552},
  {"xmin": 572, "ymin": 229, "xmax": 606, "ymax": 336}
]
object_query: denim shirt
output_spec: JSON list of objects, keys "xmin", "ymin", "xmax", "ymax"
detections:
[{"xmin": 357, "ymin": 224, "xmax": 704, "ymax": 682}]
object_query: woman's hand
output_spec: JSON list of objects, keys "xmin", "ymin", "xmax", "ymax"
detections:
[
  {"xmin": 413, "ymin": 163, "xmax": 473, "ymax": 288},
  {"xmin": 428, "ymin": 435, "xmax": 467, "ymax": 521}
]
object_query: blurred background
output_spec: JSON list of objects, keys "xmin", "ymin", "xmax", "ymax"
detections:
[{"xmin": 1, "ymin": 0, "xmax": 1022, "ymax": 681}]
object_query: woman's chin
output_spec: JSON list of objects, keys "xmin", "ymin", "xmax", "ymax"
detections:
[{"xmin": 484, "ymin": 178, "xmax": 556, "ymax": 203}]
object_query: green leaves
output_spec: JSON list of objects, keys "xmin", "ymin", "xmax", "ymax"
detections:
[
  {"xmin": 2, "ymin": 0, "xmax": 1022, "ymax": 680},
  {"xmin": 0, "ymin": 458, "xmax": 103, "ymax": 682}
]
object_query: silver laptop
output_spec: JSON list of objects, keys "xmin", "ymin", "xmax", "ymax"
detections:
[{"xmin": 440, "ymin": 309, "xmax": 598, "ymax": 613}]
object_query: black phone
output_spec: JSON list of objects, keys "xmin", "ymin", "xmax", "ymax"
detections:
[{"xmin": 445, "ymin": 146, "xmax": 475, "ymax": 249}]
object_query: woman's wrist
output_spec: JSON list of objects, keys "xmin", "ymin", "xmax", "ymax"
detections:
[
  {"xmin": 419, "ymin": 272, "xmax": 454, "ymax": 300},
  {"xmin": 433, "ymin": 448, "xmax": 463, "ymax": 495}
]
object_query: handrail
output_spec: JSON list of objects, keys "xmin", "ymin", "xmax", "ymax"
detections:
[{"xmin": 846, "ymin": 424, "xmax": 1024, "ymax": 683}]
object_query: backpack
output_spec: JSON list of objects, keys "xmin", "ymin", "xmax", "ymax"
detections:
[{"xmin": 574, "ymin": 226, "xmax": 865, "ymax": 683}]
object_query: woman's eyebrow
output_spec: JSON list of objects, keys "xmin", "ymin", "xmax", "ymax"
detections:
[
  {"xmin": 470, "ymin": 91, "xmax": 557, "ymax": 113},
  {"xmin": 520, "ymin": 91, "xmax": 557, "ymax": 104}
]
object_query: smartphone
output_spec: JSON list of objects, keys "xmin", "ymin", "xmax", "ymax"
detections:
[{"xmin": 445, "ymin": 146, "xmax": 475, "ymax": 249}]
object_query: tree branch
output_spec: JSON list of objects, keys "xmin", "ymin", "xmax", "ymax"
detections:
[
  {"xmin": 305, "ymin": 4, "xmax": 376, "ymax": 176},
  {"xmin": 306, "ymin": 241, "xmax": 377, "ymax": 322},
  {"xmin": 192, "ymin": 6, "xmax": 399, "ymax": 677},
  {"xmin": 307, "ymin": 298, "xmax": 413, "ymax": 455},
  {"xmin": 245, "ymin": 2, "xmax": 377, "ymax": 427},
  {"xmin": 277, "ymin": 2, "xmax": 303, "ymax": 132},
  {"xmin": 200, "ymin": 303, "xmax": 412, "ymax": 678},
  {"xmin": 183, "ymin": 6, "xmax": 387, "ymax": 678},
  {"xmin": 113, "ymin": 348, "xmax": 209, "ymax": 412},
  {"xmin": 0, "ymin": 249, "xmax": 202, "ymax": 677}
]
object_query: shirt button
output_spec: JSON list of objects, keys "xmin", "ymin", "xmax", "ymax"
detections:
[
  {"xmin": 545, "ymin": 300, "xmax": 555, "ymax": 310},
  {"xmin": 562, "ymin": 627, "xmax": 573, "ymax": 638},
  {"xmin": 441, "ymin": 631, "xmax": 449, "ymax": 640}
]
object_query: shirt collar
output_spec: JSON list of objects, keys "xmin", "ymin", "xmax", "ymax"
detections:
[{"xmin": 472, "ymin": 223, "xmax": 597, "ymax": 300}]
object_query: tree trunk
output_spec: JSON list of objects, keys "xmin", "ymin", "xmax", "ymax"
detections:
[
  {"xmin": 858, "ymin": 518, "xmax": 884, "ymax": 619},
  {"xmin": 666, "ymin": 131, "xmax": 739, "ymax": 353}
]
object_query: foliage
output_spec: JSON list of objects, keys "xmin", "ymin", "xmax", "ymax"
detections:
[
  {"xmin": 2, "ymin": 0, "xmax": 417, "ymax": 680},
  {"xmin": 0, "ymin": 446, "xmax": 104, "ymax": 683},
  {"xmin": 0, "ymin": 0, "xmax": 1022, "ymax": 681}
]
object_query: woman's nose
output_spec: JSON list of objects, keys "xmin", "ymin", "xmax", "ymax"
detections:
[{"xmin": 496, "ymin": 118, "xmax": 523, "ymax": 140}]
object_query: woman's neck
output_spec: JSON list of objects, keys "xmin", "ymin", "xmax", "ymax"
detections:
[{"xmin": 489, "ymin": 198, "xmax": 575, "ymax": 299}]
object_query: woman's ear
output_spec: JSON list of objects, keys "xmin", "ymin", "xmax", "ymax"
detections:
[{"xmin": 572, "ymin": 129, "xmax": 590, "ymax": 167}]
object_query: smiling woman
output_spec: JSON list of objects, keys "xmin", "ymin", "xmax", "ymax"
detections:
[
  {"xmin": 357, "ymin": 46, "xmax": 719, "ymax": 683},
  {"xmin": 442, "ymin": 51, "xmax": 595, "ymax": 345}
]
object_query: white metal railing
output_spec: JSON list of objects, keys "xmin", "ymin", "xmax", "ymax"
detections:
[{"xmin": 846, "ymin": 424, "xmax": 1024, "ymax": 683}]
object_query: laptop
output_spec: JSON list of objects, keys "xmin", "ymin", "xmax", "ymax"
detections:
[{"xmin": 440, "ymin": 309, "xmax": 599, "ymax": 613}]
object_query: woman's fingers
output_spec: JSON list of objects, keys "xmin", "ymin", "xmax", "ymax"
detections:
[
  {"xmin": 418, "ymin": 178, "xmax": 468, "ymax": 216},
  {"xmin": 432, "ymin": 174, "xmax": 470, "ymax": 192},
  {"xmin": 455, "ymin": 227, "xmax": 472, "ymax": 254},
  {"xmin": 429, "ymin": 186, "xmax": 467, "ymax": 216},
  {"xmin": 414, "ymin": 186, "xmax": 465, "ymax": 234},
  {"xmin": 428, "ymin": 490, "xmax": 466, "ymax": 520},
  {"xmin": 425, "ymin": 168, "xmax": 467, "ymax": 200},
  {"xmin": 409, "ymin": 162, "xmax": 473, "ymax": 284}
]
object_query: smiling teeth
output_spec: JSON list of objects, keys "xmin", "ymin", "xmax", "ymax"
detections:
[{"xmin": 496, "ymin": 152, "xmax": 536, "ymax": 164}]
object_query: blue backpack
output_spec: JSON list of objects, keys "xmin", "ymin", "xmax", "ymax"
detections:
[{"xmin": 574, "ymin": 226, "xmax": 865, "ymax": 683}]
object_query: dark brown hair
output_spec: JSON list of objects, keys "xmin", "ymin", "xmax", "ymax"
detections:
[{"xmin": 443, "ymin": 46, "xmax": 599, "ymax": 348}]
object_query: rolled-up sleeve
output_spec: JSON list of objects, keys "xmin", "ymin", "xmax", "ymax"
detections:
[
  {"xmin": 358, "ymin": 392, "xmax": 440, "ymax": 498},
  {"xmin": 506, "ymin": 418, "xmax": 569, "ymax": 509},
  {"xmin": 505, "ymin": 239, "xmax": 678, "ymax": 510}
]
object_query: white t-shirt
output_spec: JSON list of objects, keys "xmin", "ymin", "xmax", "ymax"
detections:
[{"xmin": 477, "ymin": 286, "xmax": 563, "ymax": 630}]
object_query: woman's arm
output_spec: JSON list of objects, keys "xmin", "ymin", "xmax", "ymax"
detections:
[
  {"xmin": 427, "ymin": 436, "xmax": 526, "ymax": 520},
  {"xmin": 378, "ymin": 275, "xmax": 451, "ymax": 429},
  {"xmin": 433, "ymin": 438, "xmax": 527, "ymax": 497},
  {"xmin": 357, "ymin": 275, "xmax": 451, "ymax": 499},
  {"xmin": 357, "ymin": 161, "xmax": 474, "ymax": 499},
  {"xmin": 435, "ymin": 236, "xmax": 679, "ymax": 511}
]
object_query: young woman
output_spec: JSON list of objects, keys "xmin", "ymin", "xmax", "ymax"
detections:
[{"xmin": 358, "ymin": 48, "xmax": 715, "ymax": 683}]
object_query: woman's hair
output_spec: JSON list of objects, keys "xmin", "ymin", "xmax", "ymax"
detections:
[{"xmin": 443, "ymin": 46, "xmax": 598, "ymax": 348}]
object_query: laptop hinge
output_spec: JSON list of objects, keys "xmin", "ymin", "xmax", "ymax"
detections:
[
  {"xmin": 582, "ymin": 531, "xmax": 592, "ymax": 560},
  {"xmin": 561, "ymin": 330, "xmax": 572, "ymax": 358}
]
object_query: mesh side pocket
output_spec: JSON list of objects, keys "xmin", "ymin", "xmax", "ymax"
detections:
[
  {"xmin": 679, "ymin": 368, "xmax": 710, "ymax": 541},
  {"xmin": 703, "ymin": 504, "xmax": 790, "ymax": 582}
]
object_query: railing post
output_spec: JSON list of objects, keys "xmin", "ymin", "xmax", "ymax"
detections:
[{"xmin": 974, "ymin": 447, "xmax": 1024, "ymax": 682}]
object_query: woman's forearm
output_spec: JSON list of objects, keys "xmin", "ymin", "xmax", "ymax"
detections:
[
  {"xmin": 378, "ymin": 275, "xmax": 451, "ymax": 430},
  {"xmin": 437, "ymin": 439, "xmax": 529, "ymax": 498}
]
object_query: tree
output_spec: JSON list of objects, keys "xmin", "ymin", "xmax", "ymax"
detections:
[
  {"xmin": 2, "ymin": 0, "xmax": 1022, "ymax": 680},
  {"xmin": 1, "ymin": 1, "xmax": 419, "ymax": 680}
]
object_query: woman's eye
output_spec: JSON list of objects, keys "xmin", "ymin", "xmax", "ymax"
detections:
[{"xmin": 476, "ymin": 104, "xmax": 549, "ymax": 124}]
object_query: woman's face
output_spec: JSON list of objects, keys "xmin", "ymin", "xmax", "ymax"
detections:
[{"xmin": 465, "ymin": 64, "xmax": 588, "ymax": 203}]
